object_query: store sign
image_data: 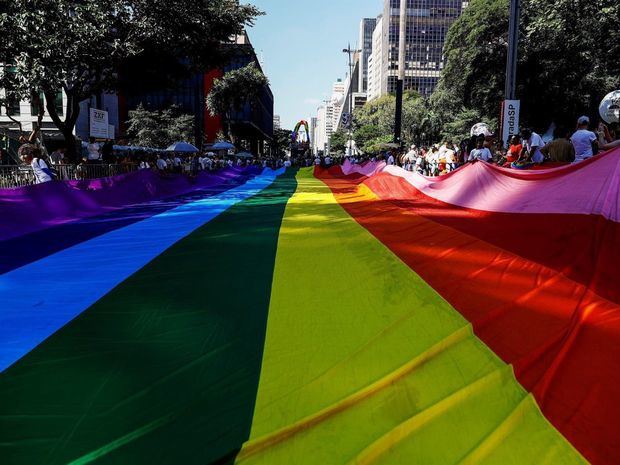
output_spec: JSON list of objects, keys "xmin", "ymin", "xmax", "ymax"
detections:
[
  {"xmin": 501, "ymin": 100, "xmax": 520, "ymax": 147},
  {"xmin": 90, "ymin": 108, "xmax": 109, "ymax": 139}
]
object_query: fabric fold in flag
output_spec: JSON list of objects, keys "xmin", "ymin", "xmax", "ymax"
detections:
[
  {"xmin": 236, "ymin": 168, "xmax": 584, "ymax": 465},
  {"xmin": 317, "ymin": 151, "xmax": 620, "ymax": 465}
]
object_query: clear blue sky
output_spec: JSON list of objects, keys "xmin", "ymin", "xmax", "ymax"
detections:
[{"xmin": 248, "ymin": 0, "xmax": 381, "ymax": 130}]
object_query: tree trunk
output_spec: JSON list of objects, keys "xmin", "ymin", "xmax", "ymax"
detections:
[
  {"xmin": 63, "ymin": 130, "xmax": 78, "ymax": 162},
  {"xmin": 44, "ymin": 88, "xmax": 81, "ymax": 162},
  {"xmin": 225, "ymin": 111, "xmax": 235, "ymax": 145},
  {"xmin": 6, "ymin": 114, "xmax": 23, "ymax": 136}
]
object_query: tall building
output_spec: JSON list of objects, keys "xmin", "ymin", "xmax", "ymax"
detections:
[
  {"xmin": 330, "ymin": 79, "xmax": 345, "ymax": 131},
  {"xmin": 273, "ymin": 115, "xmax": 281, "ymax": 131},
  {"xmin": 314, "ymin": 78, "xmax": 347, "ymax": 154},
  {"xmin": 337, "ymin": 56, "xmax": 369, "ymax": 130},
  {"xmin": 314, "ymin": 105, "xmax": 328, "ymax": 154},
  {"xmin": 310, "ymin": 117, "xmax": 318, "ymax": 154},
  {"xmin": 377, "ymin": 0, "xmax": 464, "ymax": 98},
  {"xmin": 119, "ymin": 32, "xmax": 273, "ymax": 153},
  {"xmin": 367, "ymin": 15, "xmax": 385, "ymax": 102},
  {"xmin": 358, "ymin": 18, "xmax": 377, "ymax": 93}
]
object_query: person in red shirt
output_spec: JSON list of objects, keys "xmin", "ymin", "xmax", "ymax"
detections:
[{"xmin": 505, "ymin": 135, "xmax": 523, "ymax": 165}]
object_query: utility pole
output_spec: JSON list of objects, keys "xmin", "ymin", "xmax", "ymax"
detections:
[
  {"xmin": 394, "ymin": 0, "xmax": 407, "ymax": 145},
  {"xmin": 501, "ymin": 0, "xmax": 521, "ymax": 147},
  {"xmin": 505, "ymin": 0, "xmax": 520, "ymax": 100},
  {"xmin": 343, "ymin": 44, "xmax": 360, "ymax": 157}
]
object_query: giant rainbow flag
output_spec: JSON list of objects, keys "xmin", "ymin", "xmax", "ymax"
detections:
[{"xmin": 1, "ymin": 149, "xmax": 619, "ymax": 464}]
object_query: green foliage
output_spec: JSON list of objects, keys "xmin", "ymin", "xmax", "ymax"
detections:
[
  {"xmin": 433, "ymin": 0, "xmax": 620, "ymax": 132},
  {"xmin": 271, "ymin": 128, "xmax": 292, "ymax": 156},
  {"xmin": 207, "ymin": 63, "xmax": 269, "ymax": 117},
  {"xmin": 329, "ymin": 129, "xmax": 348, "ymax": 153},
  {"xmin": 127, "ymin": 104, "xmax": 194, "ymax": 148},
  {"xmin": 362, "ymin": 135, "xmax": 394, "ymax": 155},
  {"xmin": 441, "ymin": 108, "xmax": 491, "ymax": 143},
  {"xmin": 519, "ymin": 0, "xmax": 619, "ymax": 127},
  {"xmin": 0, "ymin": 0, "xmax": 261, "ymax": 157},
  {"xmin": 354, "ymin": 94, "xmax": 398, "ymax": 135},
  {"xmin": 352, "ymin": 91, "xmax": 441, "ymax": 151},
  {"xmin": 353, "ymin": 125, "xmax": 384, "ymax": 152}
]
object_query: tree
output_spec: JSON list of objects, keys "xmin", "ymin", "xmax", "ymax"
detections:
[
  {"xmin": 353, "ymin": 124, "xmax": 383, "ymax": 152},
  {"xmin": 270, "ymin": 128, "xmax": 292, "ymax": 156},
  {"xmin": 433, "ymin": 0, "xmax": 620, "ymax": 133},
  {"xmin": 127, "ymin": 104, "xmax": 194, "ymax": 148},
  {"xmin": 329, "ymin": 129, "xmax": 348, "ymax": 153},
  {"xmin": 361, "ymin": 135, "xmax": 393, "ymax": 155},
  {"xmin": 206, "ymin": 62, "xmax": 269, "ymax": 142},
  {"xmin": 0, "ymin": 0, "xmax": 262, "ymax": 159},
  {"xmin": 352, "ymin": 92, "xmax": 441, "ymax": 150}
]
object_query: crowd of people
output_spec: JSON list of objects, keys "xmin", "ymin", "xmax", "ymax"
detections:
[
  {"xmin": 308, "ymin": 115, "xmax": 619, "ymax": 177},
  {"xmin": 23, "ymin": 150, "xmax": 294, "ymax": 185},
  {"xmin": 5, "ymin": 114, "xmax": 619, "ymax": 186},
  {"xmin": 144, "ymin": 153, "xmax": 292, "ymax": 175}
]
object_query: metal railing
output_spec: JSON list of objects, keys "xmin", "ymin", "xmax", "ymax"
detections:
[
  {"xmin": 0, "ymin": 163, "xmax": 138, "ymax": 189},
  {"xmin": 0, "ymin": 166, "xmax": 36, "ymax": 189}
]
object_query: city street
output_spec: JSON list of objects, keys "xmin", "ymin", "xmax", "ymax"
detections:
[{"xmin": 0, "ymin": 0, "xmax": 619, "ymax": 464}]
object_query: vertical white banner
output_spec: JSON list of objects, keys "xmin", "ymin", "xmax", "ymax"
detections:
[
  {"xmin": 89, "ymin": 108, "xmax": 109, "ymax": 139},
  {"xmin": 502, "ymin": 100, "xmax": 520, "ymax": 147}
]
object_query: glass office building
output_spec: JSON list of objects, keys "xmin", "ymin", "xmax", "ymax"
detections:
[
  {"xmin": 358, "ymin": 18, "xmax": 377, "ymax": 93},
  {"xmin": 381, "ymin": 0, "xmax": 464, "ymax": 97}
]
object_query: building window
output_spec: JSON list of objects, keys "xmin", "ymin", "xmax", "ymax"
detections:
[
  {"xmin": 30, "ymin": 91, "xmax": 45, "ymax": 116},
  {"xmin": 55, "ymin": 91, "xmax": 64, "ymax": 116},
  {"xmin": 6, "ymin": 96, "xmax": 20, "ymax": 117}
]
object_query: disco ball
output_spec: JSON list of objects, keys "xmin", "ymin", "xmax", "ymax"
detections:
[
  {"xmin": 599, "ymin": 90, "xmax": 620, "ymax": 124},
  {"xmin": 470, "ymin": 122, "xmax": 492, "ymax": 137}
]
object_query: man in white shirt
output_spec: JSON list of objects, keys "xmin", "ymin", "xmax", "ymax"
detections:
[
  {"xmin": 521, "ymin": 128, "xmax": 545, "ymax": 163},
  {"xmin": 325, "ymin": 155, "xmax": 332, "ymax": 166},
  {"xmin": 571, "ymin": 116, "xmax": 598, "ymax": 162},
  {"xmin": 30, "ymin": 155, "xmax": 53, "ymax": 183},
  {"xmin": 405, "ymin": 145, "xmax": 417, "ymax": 171},
  {"xmin": 314, "ymin": 156, "xmax": 321, "ymax": 166},
  {"xmin": 468, "ymin": 139, "xmax": 492, "ymax": 162},
  {"xmin": 86, "ymin": 137, "xmax": 101, "ymax": 162},
  {"xmin": 387, "ymin": 152, "xmax": 395, "ymax": 165}
]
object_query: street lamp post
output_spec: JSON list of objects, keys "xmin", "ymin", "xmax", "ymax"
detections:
[
  {"xmin": 394, "ymin": 0, "xmax": 407, "ymax": 145},
  {"xmin": 505, "ymin": 0, "xmax": 520, "ymax": 100},
  {"xmin": 343, "ymin": 44, "xmax": 360, "ymax": 157}
]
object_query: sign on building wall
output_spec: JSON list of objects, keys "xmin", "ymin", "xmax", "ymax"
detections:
[
  {"xmin": 501, "ymin": 100, "xmax": 520, "ymax": 148},
  {"xmin": 89, "ymin": 108, "xmax": 109, "ymax": 139}
]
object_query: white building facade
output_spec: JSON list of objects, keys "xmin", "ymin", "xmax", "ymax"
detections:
[
  {"xmin": 0, "ymin": 90, "xmax": 67, "ymax": 137},
  {"xmin": 367, "ymin": 15, "xmax": 385, "ymax": 102}
]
